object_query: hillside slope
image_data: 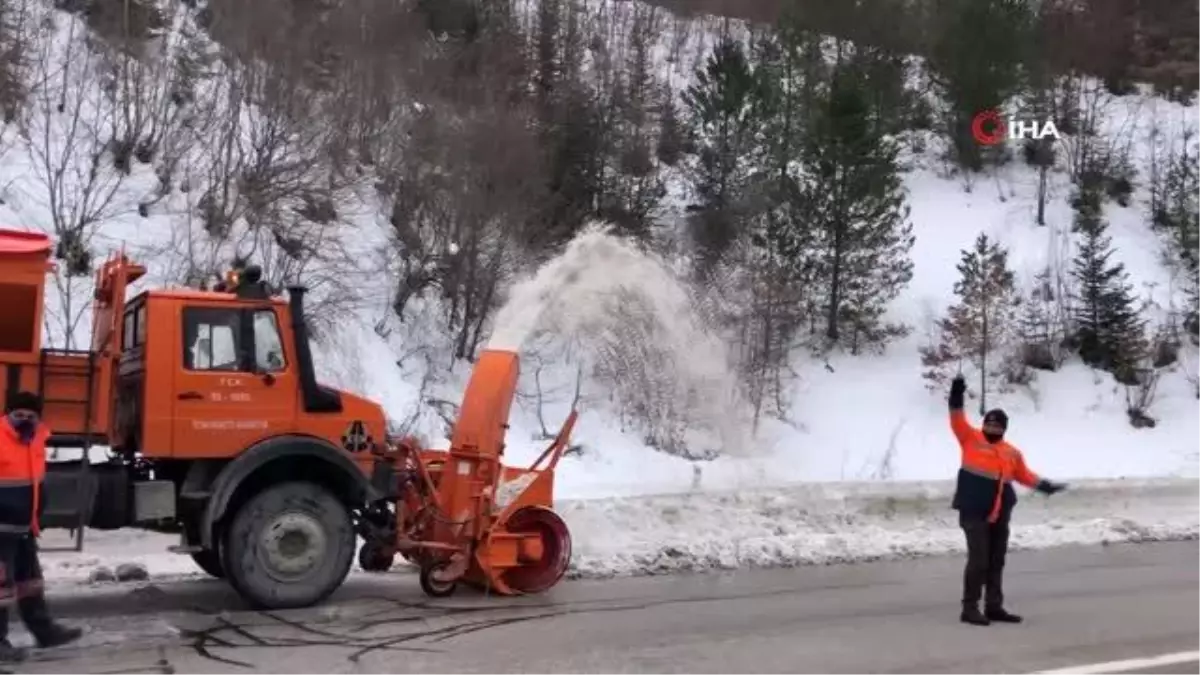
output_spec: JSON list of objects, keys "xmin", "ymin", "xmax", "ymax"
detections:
[{"xmin": 0, "ymin": 0, "xmax": 1194, "ymax": 505}]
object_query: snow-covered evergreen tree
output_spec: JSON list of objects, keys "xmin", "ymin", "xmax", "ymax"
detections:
[
  {"xmin": 1071, "ymin": 178, "xmax": 1148, "ymax": 384},
  {"xmin": 800, "ymin": 56, "xmax": 914, "ymax": 353},
  {"xmin": 921, "ymin": 234, "xmax": 1019, "ymax": 409}
]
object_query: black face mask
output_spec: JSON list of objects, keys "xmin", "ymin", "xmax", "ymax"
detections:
[{"xmin": 7, "ymin": 414, "xmax": 36, "ymax": 443}]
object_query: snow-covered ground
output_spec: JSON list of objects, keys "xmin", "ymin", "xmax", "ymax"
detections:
[{"xmin": 35, "ymin": 476, "xmax": 1198, "ymax": 588}]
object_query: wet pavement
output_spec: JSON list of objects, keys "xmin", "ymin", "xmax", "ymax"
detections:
[{"xmin": 6, "ymin": 540, "xmax": 1198, "ymax": 673}]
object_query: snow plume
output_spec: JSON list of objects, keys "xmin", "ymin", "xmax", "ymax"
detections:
[{"xmin": 488, "ymin": 224, "xmax": 754, "ymax": 459}]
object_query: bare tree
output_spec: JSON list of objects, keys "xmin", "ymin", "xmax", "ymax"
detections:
[
  {"xmin": 20, "ymin": 8, "xmax": 136, "ymax": 348},
  {"xmin": 704, "ymin": 237, "xmax": 804, "ymax": 431},
  {"xmin": 0, "ymin": 0, "xmax": 33, "ymax": 128},
  {"xmin": 378, "ymin": 12, "xmax": 547, "ymax": 363},
  {"xmin": 514, "ymin": 332, "xmax": 584, "ymax": 440},
  {"xmin": 92, "ymin": 0, "xmax": 187, "ymax": 176}
]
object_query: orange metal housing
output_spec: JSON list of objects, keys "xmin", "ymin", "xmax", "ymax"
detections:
[
  {"xmin": 126, "ymin": 290, "xmax": 387, "ymax": 464},
  {"xmin": 390, "ymin": 349, "xmax": 576, "ymax": 595}
]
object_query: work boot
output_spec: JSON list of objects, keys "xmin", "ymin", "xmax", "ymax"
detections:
[
  {"xmin": 0, "ymin": 638, "xmax": 27, "ymax": 663},
  {"xmin": 34, "ymin": 623, "xmax": 82, "ymax": 649},
  {"xmin": 960, "ymin": 605, "xmax": 990, "ymax": 626},
  {"xmin": 985, "ymin": 607, "xmax": 1023, "ymax": 624}
]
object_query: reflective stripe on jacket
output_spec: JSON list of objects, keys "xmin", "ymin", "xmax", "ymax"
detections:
[
  {"xmin": 0, "ymin": 418, "xmax": 48, "ymax": 536},
  {"xmin": 950, "ymin": 409, "xmax": 1039, "ymax": 523}
]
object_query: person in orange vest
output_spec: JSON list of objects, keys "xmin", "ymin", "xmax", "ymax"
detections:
[
  {"xmin": 949, "ymin": 375, "xmax": 1066, "ymax": 627},
  {"xmin": 0, "ymin": 391, "xmax": 82, "ymax": 662}
]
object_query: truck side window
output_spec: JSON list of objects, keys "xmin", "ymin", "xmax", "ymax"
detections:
[
  {"xmin": 183, "ymin": 308, "xmax": 243, "ymax": 371},
  {"xmin": 252, "ymin": 310, "xmax": 286, "ymax": 371}
]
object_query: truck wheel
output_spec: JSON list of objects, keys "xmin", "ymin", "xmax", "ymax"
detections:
[
  {"xmin": 419, "ymin": 562, "xmax": 457, "ymax": 598},
  {"xmin": 357, "ymin": 540, "xmax": 394, "ymax": 573},
  {"xmin": 222, "ymin": 481, "xmax": 355, "ymax": 610},
  {"xmin": 191, "ymin": 549, "xmax": 225, "ymax": 579}
]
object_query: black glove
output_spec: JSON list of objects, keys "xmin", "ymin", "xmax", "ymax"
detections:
[
  {"xmin": 1036, "ymin": 479, "xmax": 1066, "ymax": 495},
  {"xmin": 949, "ymin": 375, "xmax": 966, "ymax": 409}
]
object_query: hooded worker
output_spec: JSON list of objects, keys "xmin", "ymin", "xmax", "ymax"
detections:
[
  {"xmin": 0, "ymin": 391, "xmax": 82, "ymax": 662},
  {"xmin": 948, "ymin": 375, "xmax": 1066, "ymax": 627}
]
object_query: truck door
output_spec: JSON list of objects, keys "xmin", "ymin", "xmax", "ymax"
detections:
[{"xmin": 172, "ymin": 305, "xmax": 296, "ymax": 458}]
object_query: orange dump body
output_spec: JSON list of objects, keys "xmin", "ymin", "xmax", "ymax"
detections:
[{"xmin": 0, "ymin": 229, "xmax": 137, "ymax": 446}]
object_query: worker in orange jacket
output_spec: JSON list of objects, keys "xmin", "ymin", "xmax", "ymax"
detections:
[
  {"xmin": 948, "ymin": 375, "xmax": 1066, "ymax": 627},
  {"xmin": 0, "ymin": 391, "xmax": 82, "ymax": 662}
]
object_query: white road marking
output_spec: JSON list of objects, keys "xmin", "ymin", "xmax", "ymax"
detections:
[{"xmin": 1035, "ymin": 650, "xmax": 1200, "ymax": 674}]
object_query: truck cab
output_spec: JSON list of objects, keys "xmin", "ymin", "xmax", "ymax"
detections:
[{"xmin": 114, "ymin": 282, "xmax": 387, "ymax": 468}]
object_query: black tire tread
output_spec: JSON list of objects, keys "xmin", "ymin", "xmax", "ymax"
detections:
[{"xmin": 222, "ymin": 481, "xmax": 355, "ymax": 610}]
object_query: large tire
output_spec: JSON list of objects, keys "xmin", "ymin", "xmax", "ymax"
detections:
[
  {"xmin": 191, "ymin": 548, "xmax": 224, "ymax": 579},
  {"xmin": 222, "ymin": 481, "xmax": 355, "ymax": 610}
]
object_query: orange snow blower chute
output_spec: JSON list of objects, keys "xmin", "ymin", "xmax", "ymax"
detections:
[{"xmin": 361, "ymin": 349, "xmax": 576, "ymax": 598}]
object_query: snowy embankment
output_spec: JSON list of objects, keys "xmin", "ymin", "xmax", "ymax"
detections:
[
  {"xmin": 561, "ymin": 477, "xmax": 1199, "ymax": 578},
  {"xmin": 35, "ymin": 477, "xmax": 1198, "ymax": 588}
]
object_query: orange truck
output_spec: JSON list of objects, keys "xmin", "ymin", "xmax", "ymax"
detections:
[{"xmin": 0, "ymin": 229, "xmax": 574, "ymax": 609}]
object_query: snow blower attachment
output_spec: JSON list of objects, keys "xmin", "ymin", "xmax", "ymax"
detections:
[{"xmin": 360, "ymin": 349, "xmax": 576, "ymax": 598}]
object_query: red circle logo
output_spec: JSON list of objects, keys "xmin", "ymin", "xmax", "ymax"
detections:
[{"xmin": 971, "ymin": 110, "xmax": 1006, "ymax": 145}]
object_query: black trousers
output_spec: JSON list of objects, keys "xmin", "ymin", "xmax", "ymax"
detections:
[
  {"xmin": 0, "ymin": 534, "xmax": 55, "ymax": 642},
  {"xmin": 959, "ymin": 513, "xmax": 1010, "ymax": 610}
]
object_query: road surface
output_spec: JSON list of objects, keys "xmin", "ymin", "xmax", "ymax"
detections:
[{"xmin": 6, "ymin": 540, "xmax": 1198, "ymax": 674}]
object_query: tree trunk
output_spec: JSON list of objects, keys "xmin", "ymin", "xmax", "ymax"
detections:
[
  {"xmin": 979, "ymin": 303, "xmax": 989, "ymax": 416},
  {"xmin": 1036, "ymin": 162, "xmax": 1048, "ymax": 225}
]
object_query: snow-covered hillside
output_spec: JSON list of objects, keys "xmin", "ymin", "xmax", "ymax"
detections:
[
  {"xmin": 348, "ymin": 106, "xmax": 1200, "ymax": 500},
  {"xmin": 0, "ymin": 0, "xmax": 1195, "ymax": 487},
  {"xmin": 0, "ymin": 0, "xmax": 1195, "ymax": 505}
]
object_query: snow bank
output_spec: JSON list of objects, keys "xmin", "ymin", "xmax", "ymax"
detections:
[
  {"xmin": 35, "ymin": 477, "xmax": 1197, "ymax": 587},
  {"xmin": 562, "ymin": 477, "xmax": 1199, "ymax": 577}
]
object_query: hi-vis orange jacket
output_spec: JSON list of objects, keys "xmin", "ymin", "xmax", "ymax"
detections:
[
  {"xmin": 0, "ymin": 417, "xmax": 49, "ymax": 536},
  {"xmin": 950, "ymin": 409, "xmax": 1040, "ymax": 524}
]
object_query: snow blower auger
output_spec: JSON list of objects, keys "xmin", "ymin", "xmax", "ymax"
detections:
[{"xmin": 359, "ymin": 348, "xmax": 576, "ymax": 598}]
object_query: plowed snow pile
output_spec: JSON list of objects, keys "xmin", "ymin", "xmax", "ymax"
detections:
[{"xmin": 561, "ymin": 478, "xmax": 1199, "ymax": 577}]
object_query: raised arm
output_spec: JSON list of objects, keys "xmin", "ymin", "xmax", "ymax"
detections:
[{"xmin": 948, "ymin": 375, "xmax": 974, "ymax": 445}]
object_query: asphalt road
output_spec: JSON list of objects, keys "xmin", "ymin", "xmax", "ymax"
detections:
[{"xmin": 5, "ymin": 540, "xmax": 1197, "ymax": 674}]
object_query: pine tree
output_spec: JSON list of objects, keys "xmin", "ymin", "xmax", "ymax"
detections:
[
  {"xmin": 749, "ymin": 21, "xmax": 822, "ymax": 284},
  {"xmin": 728, "ymin": 23, "xmax": 824, "ymax": 423},
  {"xmin": 927, "ymin": 0, "xmax": 1034, "ymax": 170},
  {"xmin": 600, "ymin": 5, "xmax": 666, "ymax": 241},
  {"xmin": 1016, "ymin": 268, "xmax": 1068, "ymax": 371},
  {"xmin": 1070, "ymin": 182, "xmax": 1148, "ymax": 382},
  {"xmin": 531, "ymin": 0, "xmax": 602, "ymax": 249},
  {"xmin": 683, "ymin": 36, "xmax": 768, "ymax": 275},
  {"xmin": 656, "ymin": 88, "xmax": 684, "ymax": 167},
  {"xmin": 800, "ymin": 55, "xmax": 915, "ymax": 352},
  {"xmin": 1157, "ymin": 139, "xmax": 1199, "ymax": 338},
  {"xmin": 921, "ymin": 234, "xmax": 1018, "ymax": 409}
]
